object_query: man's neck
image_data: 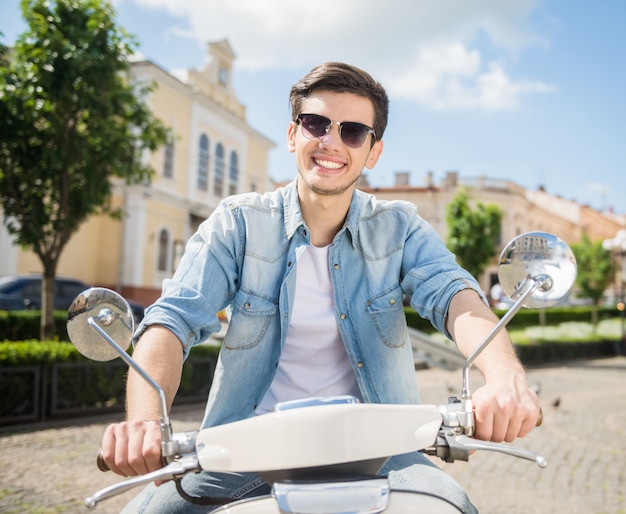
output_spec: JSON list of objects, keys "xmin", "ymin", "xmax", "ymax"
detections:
[{"xmin": 298, "ymin": 188, "xmax": 353, "ymax": 247}]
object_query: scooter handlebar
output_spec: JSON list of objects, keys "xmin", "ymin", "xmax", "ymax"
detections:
[{"xmin": 96, "ymin": 450, "xmax": 110, "ymax": 472}]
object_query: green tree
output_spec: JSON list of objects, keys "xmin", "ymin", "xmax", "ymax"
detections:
[
  {"xmin": 570, "ymin": 234, "xmax": 613, "ymax": 325},
  {"xmin": 446, "ymin": 188, "xmax": 503, "ymax": 280},
  {"xmin": 0, "ymin": 0, "xmax": 169, "ymax": 339}
]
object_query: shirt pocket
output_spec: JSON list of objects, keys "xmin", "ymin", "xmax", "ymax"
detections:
[
  {"xmin": 366, "ymin": 284, "xmax": 407, "ymax": 348},
  {"xmin": 223, "ymin": 289, "xmax": 279, "ymax": 350}
]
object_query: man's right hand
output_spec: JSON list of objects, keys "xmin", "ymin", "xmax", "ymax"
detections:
[{"xmin": 100, "ymin": 419, "xmax": 163, "ymax": 476}]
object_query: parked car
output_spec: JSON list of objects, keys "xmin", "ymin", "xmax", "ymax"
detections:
[{"xmin": 0, "ymin": 275, "xmax": 144, "ymax": 322}]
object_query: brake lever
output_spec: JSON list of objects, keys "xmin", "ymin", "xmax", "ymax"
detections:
[
  {"xmin": 425, "ymin": 430, "xmax": 547, "ymax": 468},
  {"xmin": 85, "ymin": 455, "xmax": 201, "ymax": 509},
  {"xmin": 450, "ymin": 433, "xmax": 547, "ymax": 467}
]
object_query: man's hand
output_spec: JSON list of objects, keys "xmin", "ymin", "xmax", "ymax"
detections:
[
  {"xmin": 101, "ymin": 419, "xmax": 163, "ymax": 477},
  {"xmin": 471, "ymin": 371, "xmax": 541, "ymax": 442}
]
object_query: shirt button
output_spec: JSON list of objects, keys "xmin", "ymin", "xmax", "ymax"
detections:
[
  {"xmin": 340, "ymin": 313, "xmax": 347, "ymax": 320},
  {"xmin": 357, "ymin": 362, "xmax": 363, "ymax": 368},
  {"xmin": 333, "ymin": 263, "xmax": 339, "ymax": 270},
  {"xmin": 389, "ymin": 298, "xmax": 396, "ymax": 305},
  {"xmin": 244, "ymin": 302, "xmax": 251, "ymax": 309}
]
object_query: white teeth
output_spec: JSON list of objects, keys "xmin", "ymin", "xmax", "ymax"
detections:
[{"xmin": 315, "ymin": 159, "xmax": 343, "ymax": 170}]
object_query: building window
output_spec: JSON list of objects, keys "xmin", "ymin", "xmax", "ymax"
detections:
[
  {"xmin": 173, "ymin": 240, "xmax": 185, "ymax": 272},
  {"xmin": 214, "ymin": 143, "xmax": 224, "ymax": 196},
  {"xmin": 219, "ymin": 65, "xmax": 228, "ymax": 86},
  {"xmin": 198, "ymin": 134, "xmax": 209, "ymax": 191},
  {"xmin": 163, "ymin": 140, "xmax": 175, "ymax": 179},
  {"xmin": 157, "ymin": 228, "xmax": 170, "ymax": 272},
  {"xmin": 229, "ymin": 151, "xmax": 238, "ymax": 195}
]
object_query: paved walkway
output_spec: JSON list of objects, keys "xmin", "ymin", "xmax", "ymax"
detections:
[{"xmin": 1, "ymin": 356, "xmax": 625, "ymax": 513}]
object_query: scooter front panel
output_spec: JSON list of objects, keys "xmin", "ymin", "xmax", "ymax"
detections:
[{"xmin": 211, "ymin": 489, "xmax": 462, "ymax": 513}]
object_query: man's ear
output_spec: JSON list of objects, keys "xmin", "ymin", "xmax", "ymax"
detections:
[
  {"xmin": 287, "ymin": 121, "xmax": 297, "ymax": 153},
  {"xmin": 365, "ymin": 139, "xmax": 384, "ymax": 169}
]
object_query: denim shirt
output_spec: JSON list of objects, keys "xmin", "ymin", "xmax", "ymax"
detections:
[{"xmin": 137, "ymin": 179, "xmax": 482, "ymax": 429}]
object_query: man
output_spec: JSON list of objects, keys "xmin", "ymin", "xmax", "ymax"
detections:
[{"xmin": 103, "ymin": 62, "xmax": 540, "ymax": 513}]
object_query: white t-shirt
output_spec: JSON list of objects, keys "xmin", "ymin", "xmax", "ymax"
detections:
[{"xmin": 255, "ymin": 244, "xmax": 361, "ymax": 414}]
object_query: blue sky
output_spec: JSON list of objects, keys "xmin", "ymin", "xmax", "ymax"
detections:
[{"xmin": 2, "ymin": 0, "xmax": 625, "ymax": 213}]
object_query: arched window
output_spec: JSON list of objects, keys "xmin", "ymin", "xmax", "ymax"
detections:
[
  {"xmin": 214, "ymin": 143, "xmax": 224, "ymax": 196},
  {"xmin": 229, "ymin": 151, "xmax": 238, "ymax": 195},
  {"xmin": 157, "ymin": 228, "xmax": 170, "ymax": 271},
  {"xmin": 163, "ymin": 140, "xmax": 175, "ymax": 179},
  {"xmin": 198, "ymin": 134, "xmax": 209, "ymax": 191}
]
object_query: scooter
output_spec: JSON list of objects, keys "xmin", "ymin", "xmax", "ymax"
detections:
[{"xmin": 66, "ymin": 231, "xmax": 577, "ymax": 513}]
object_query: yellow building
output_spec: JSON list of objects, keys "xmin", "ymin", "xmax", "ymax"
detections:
[{"xmin": 0, "ymin": 40, "xmax": 275, "ymax": 306}]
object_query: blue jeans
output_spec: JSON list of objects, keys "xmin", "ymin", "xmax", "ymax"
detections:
[{"xmin": 121, "ymin": 452, "xmax": 477, "ymax": 513}]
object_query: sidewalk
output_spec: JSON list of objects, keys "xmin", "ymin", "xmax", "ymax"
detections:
[{"xmin": 1, "ymin": 356, "xmax": 625, "ymax": 513}]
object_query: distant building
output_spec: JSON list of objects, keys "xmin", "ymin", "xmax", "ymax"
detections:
[
  {"xmin": 0, "ymin": 40, "xmax": 275, "ymax": 305},
  {"xmin": 358, "ymin": 171, "xmax": 625, "ymax": 290}
]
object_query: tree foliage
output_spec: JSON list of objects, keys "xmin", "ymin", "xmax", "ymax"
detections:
[
  {"xmin": 0, "ymin": 0, "xmax": 169, "ymax": 339},
  {"xmin": 446, "ymin": 188, "xmax": 503, "ymax": 280},
  {"xmin": 570, "ymin": 234, "xmax": 613, "ymax": 325}
]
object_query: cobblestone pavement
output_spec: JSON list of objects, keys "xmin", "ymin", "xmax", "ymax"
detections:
[{"xmin": 1, "ymin": 356, "xmax": 625, "ymax": 513}]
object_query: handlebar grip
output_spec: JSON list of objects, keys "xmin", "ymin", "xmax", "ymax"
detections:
[
  {"xmin": 96, "ymin": 449, "xmax": 110, "ymax": 472},
  {"xmin": 536, "ymin": 408, "xmax": 543, "ymax": 427}
]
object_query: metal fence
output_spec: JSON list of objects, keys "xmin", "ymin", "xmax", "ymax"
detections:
[{"xmin": 0, "ymin": 357, "xmax": 216, "ymax": 427}]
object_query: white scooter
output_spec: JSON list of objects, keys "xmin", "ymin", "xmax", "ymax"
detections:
[{"xmin": 66, "ymin": 231, "xmax": 577, "ymax": 513}]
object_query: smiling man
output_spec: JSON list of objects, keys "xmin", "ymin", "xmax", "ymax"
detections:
[{"xmin": 103, "ymin": 62, "xmax": 540, "ymax": 513}]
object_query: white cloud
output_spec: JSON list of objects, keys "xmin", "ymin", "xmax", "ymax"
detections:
[
  {"xmin": 119, "ymin": 0, "xmax": 554, "ymax": 111},
  {"xmin": 383, "ymin": 44, "xmax": 555, "ymax": 111}
]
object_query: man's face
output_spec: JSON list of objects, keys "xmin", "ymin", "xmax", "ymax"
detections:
[{"xmin": 288, "ymin": 90, "xmax": 383, "ymax": 198}]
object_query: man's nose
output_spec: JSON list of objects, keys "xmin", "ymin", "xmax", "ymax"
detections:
[{"xmin": 319, "ymin": 121, "xmax": 342, "ymax": 146}]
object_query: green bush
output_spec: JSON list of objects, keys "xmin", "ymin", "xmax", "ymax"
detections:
[
  {"xmin": 0, "ymin": 339, "xmax": 221, "ymax": 424},
  {"xmin": 0, "ymin": 310, "xmax": 69, "ymax": 341},
  {"xmin": 494, "ymin": 306, "xmax": 621, "ymax": 328},
  {"xmin": 0, "ymin": 339, "xmax": 220, "ymax": 365},
  {"xmin": 0, "ymin": 340, "xmax": 83, "ymax": 365},
  {"xmin": 3, "ymin": 305, "xmax": 618, "ymax": 342},
  {"xmin": 405, "ymin": 305, "xmax": 622, "ymax": 333}
]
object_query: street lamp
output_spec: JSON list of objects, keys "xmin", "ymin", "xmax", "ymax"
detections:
[{"xmin": 602, "ymin": 229, "xmax": 626, "ymax": 353}]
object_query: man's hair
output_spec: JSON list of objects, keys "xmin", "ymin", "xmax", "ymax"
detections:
[{"xmin": 289, "ymin": 62, "xmax": 389, "ymax": 141}]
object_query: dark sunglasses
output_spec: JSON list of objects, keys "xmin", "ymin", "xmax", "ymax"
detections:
[{"xmin": 296, "ymin": 113, "xmax": 376, "ymax": 149}]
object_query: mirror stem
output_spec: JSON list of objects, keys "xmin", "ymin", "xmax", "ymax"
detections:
[
  {"xmin": 459, "ymin": 274, "xmax": 551, "ymax": 435},
  {"xmin": 87, "ymin": 317, "xmax": 174, "ymax": 455}
]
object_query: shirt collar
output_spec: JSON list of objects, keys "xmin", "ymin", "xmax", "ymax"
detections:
[
  {"xmin": 282, "ymin": 179, "xmax": 361, "ymax": 247},
  {"xmin": 283, "ymin": 179, "xmax": 305, "ymax": 240}
]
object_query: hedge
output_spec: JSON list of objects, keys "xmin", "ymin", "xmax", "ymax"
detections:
[
  {"xmin": 0, "ymin": 310, "xmax": 69, "ymax": 341},
  {"xmin": 0, "ymin": 339, "xmax": 220, "ymax": 366},
  {"xmin": 405, "ymin": 305, "xmax": 621, "ymax": 333},
  {"xmin": 1, "ymin": 306, "xmax": 621, "ymax": 342},
  {"xmin": 0, "ymin": 340, "xmax": 221, "ymax": 425}
]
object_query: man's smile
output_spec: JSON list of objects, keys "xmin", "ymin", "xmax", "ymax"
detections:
[{"xmin": 313, "ymin": 158, "xmax": 345, "ymax": 170}]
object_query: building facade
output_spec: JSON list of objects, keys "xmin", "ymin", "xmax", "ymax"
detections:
[
  {"xmin": 358, "ymin": 171, "xmax": 625, "ymax": 292},
  {"xmin": 0, "ymin": 40, "xmax": 275, "ymax": 306}
]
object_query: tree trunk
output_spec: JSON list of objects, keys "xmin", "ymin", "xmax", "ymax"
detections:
[
  {"xmin": 40, "ymin": 266, "xmax": 57, "ymax": 341},
  {"xmin": 591, "ymin": 304, "xmax": 599, "ymax": 329}
]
